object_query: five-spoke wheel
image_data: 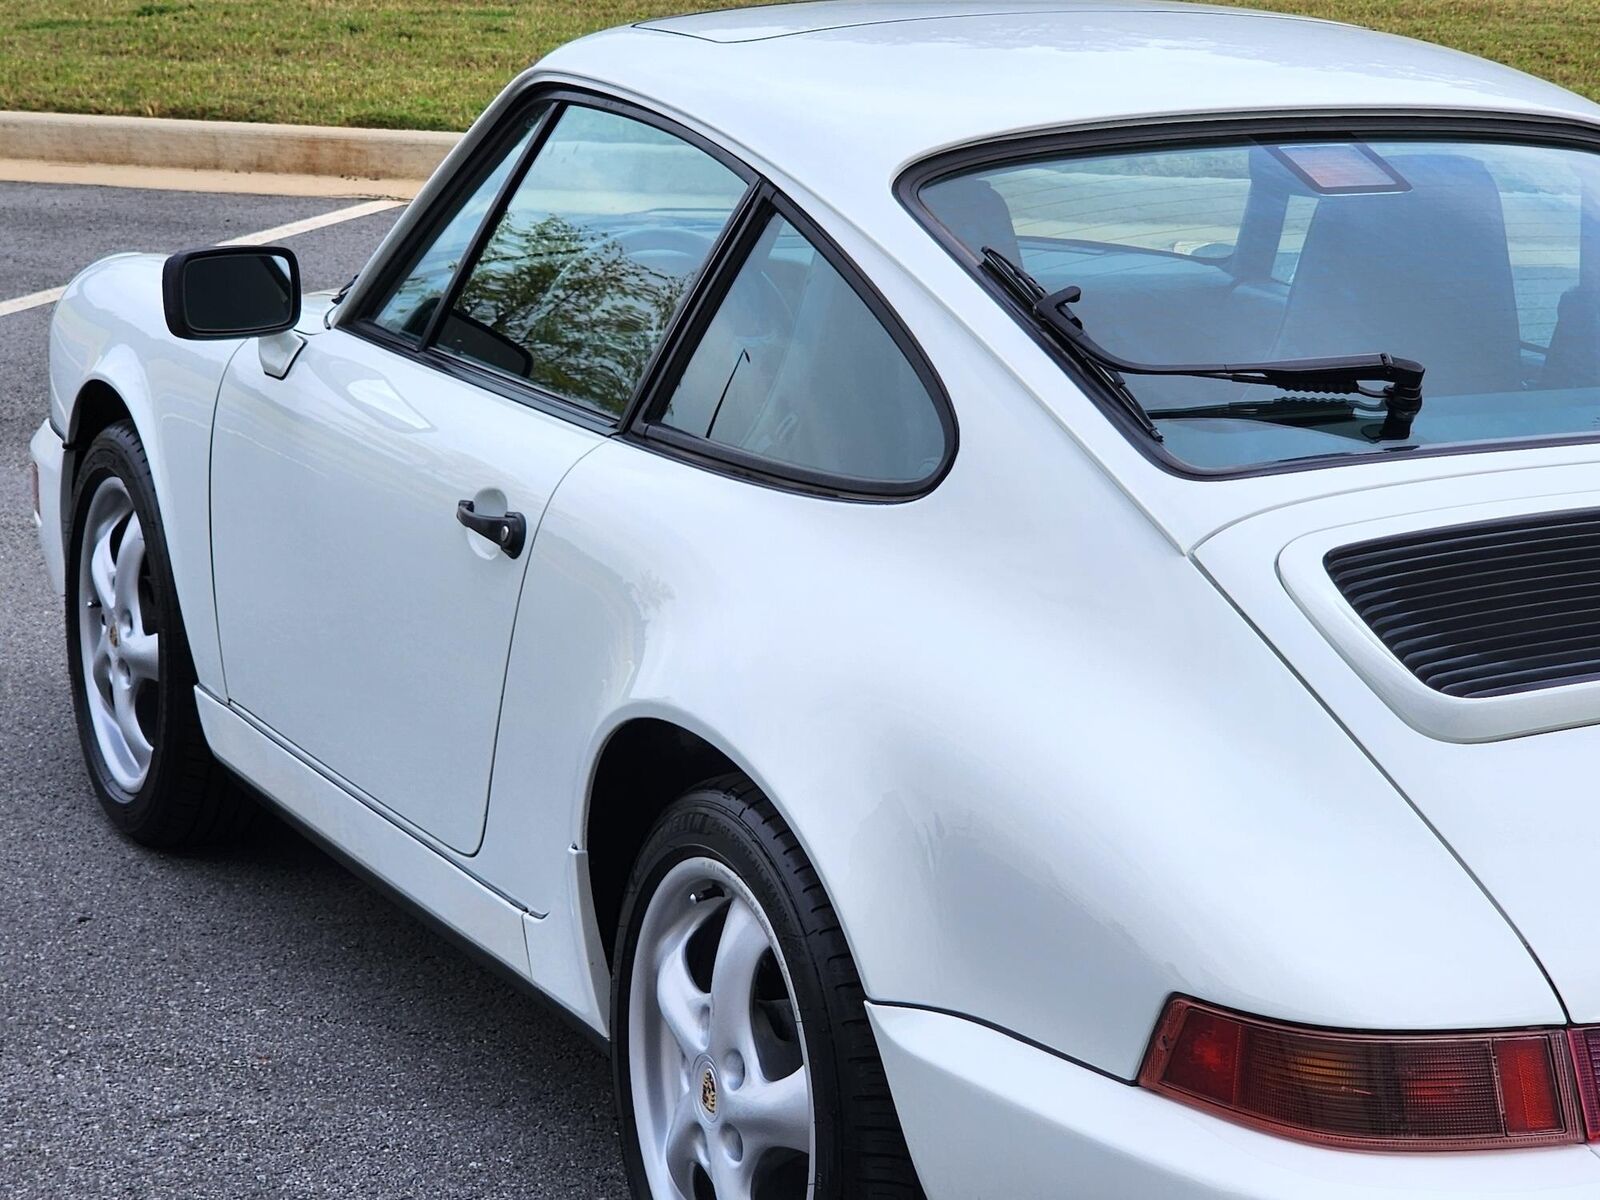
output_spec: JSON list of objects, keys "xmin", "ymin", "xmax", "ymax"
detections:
[
  {"xmin": 76, "ymin": 474, "xmax": 160, "ymax": 793},
  {"xmin": 630, "ymin": 857, "xmax": 813, "ymax": 1200},
  {"xmin": 614, "ymin": 780, "xmax": 925, "ymax": 1200},
  {"xmin": 66, "ymin": 419, "xmax": 254, "ymax": 846}
]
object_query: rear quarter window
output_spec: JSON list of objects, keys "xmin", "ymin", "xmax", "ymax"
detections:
[{"xmin": 654, "ymin": 212, "xmax": 949, "ymax": 491}]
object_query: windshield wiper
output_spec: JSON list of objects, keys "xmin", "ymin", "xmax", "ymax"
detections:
[
  {"xmin": 979, "ymin": 248, "xmax": 1164, "ymax": 439},
  {"xmin": 1142, "ymin": 396, "xmax": 1405, "ymax": 443},
  {"xmin": 979, "ymin": 247, "xmax": 1426, "ymax": 441}
]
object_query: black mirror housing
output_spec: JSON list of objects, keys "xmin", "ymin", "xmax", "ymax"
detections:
[{"xmin": 162, "ymin": 245, "xmax": 301, "ymax": 340}]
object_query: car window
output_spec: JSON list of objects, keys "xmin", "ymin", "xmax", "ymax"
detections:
[
  {"xmin": 369, "ymin": 114, "xmax": 542, "ymax": 343},
  {"xmin": 436, "ymin": 104, "xmax": 749, "ymax": 417},
  {"xmin": 1492, "ymin": 155, "xmax": 1586, "ymax": 349},
  {"xmin": 1271, "ymin": 193, "xmax": 1317, "ymax": 284},
  {"xmin": 975, "ymin": 148, "xmax": 1251, "ymax": 264},
  {"xmin": 658, "ymin": 214, "xmax": 946, "ymax": 486},
  {"xmin": 919, "ymin": 137, "xmax": 1600, "ymax": 473}
]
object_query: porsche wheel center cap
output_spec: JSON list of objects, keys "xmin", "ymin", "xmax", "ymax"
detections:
[{"xmin": 696, "ymin": 1058, "xmax": 720, "ymax": 1120}]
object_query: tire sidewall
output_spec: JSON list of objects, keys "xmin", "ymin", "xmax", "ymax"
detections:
[
  {"xmin": 613, "ymin": 792, "xmax": 845, "ymax": 1198},
  {"xmin": 65, "ymin": 425, "xmax": 187, "ymax": 831}
]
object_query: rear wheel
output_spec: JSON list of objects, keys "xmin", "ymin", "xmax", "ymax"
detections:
[
  {"xmin": 65, "ymin": 420, "xmax": 254, "ymax": 847},
  {"xmin": 613, "ymin": 777, "xmax": 924, "ymax": 1200}
]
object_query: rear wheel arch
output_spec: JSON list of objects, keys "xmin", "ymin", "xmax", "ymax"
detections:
[
  {"xmin": 609, "ymin": 776, "xmax": 929, "ymax": 1196},
  {"xmin": 585, "ymin": 717, "xmax": 740, "ymax": 969}
]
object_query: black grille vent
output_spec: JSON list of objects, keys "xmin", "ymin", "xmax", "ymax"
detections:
[{"xmin": 1325, "ymin": 508, "xmax": 1600, "ymax": 699}]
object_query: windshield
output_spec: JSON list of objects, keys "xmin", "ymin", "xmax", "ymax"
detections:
[{"xmin": 919, "ymin": 135, "xmax": 1600, "ymax": 472}]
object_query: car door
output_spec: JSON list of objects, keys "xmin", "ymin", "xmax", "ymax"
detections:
[{"xmin": 209, "ymin": 96, "xmax": 753, "ymax": 854}]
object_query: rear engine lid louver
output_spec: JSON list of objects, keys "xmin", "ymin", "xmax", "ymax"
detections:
[{"xmin": 1324, "ymin": 508, "xmax": 1600, "ymax": 700}]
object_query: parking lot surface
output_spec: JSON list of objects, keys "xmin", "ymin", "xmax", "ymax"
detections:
[{"xmin": 0, "ymin": 181, "xmax": 630, "ymax": 1199}]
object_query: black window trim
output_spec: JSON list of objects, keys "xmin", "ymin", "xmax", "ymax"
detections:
[
  {"xmin": 346, "ymin": 85, "xmax": 761, "ymax": 434},
  {"xmin": 347, "ymin": 80, "xmax": 957, "ymax": 502},
  {"xmin": 897, "ymin": 109, "xmax": 1600, "ymax": 482},
  {"xmin": 622, "ymin": 184, "xmax": 958, "ymax": 502}
]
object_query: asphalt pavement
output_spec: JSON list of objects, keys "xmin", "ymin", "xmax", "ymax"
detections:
[{"xmin": 0, "ymin": 181, "xmax": 630, "ymax": 1199}]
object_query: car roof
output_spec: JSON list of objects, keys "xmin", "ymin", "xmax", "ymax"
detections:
[
  {"xmin": 540, "ymin": 2, "xmax": 1600, "ymax": 197},
  {"xmin": 636, "ymin": 0, "xmax": 1269, "ymax": 42}
]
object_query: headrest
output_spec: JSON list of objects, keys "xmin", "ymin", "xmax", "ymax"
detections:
[
  {"xmin": 1273, "ymin": 154, "xmax": 1522, "ymax": 396},
  {"xmin": 930, "ymin": 176, "xmax": 1021, "ymax": 263}
]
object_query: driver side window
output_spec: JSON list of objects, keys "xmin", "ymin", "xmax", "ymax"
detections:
[
  {"xmin": 369, "ymin": 113, "xmax": 542, "ymax": 343},
  {"xmin": 438, "ymin": 105, "xmax": 750, "ymax": 417}
]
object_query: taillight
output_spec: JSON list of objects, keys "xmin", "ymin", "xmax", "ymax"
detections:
[
  {"xmin": 1139, "ymin": 998, "xmax": 1583, "ymax": 1151},
  {"xmin": 1568, "ymin": 1028, "xmax": 1600, "ymax": 1139}
]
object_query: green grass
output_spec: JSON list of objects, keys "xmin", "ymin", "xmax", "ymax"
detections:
[{"xmin": 2, "ymin": 0, "xmax": 1598, "ymax": 131}]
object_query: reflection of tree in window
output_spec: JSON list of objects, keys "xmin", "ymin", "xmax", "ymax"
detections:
[
  {"xmin": 449, "ymin": 215, "xmax": 691, "ymax": 416},
  {"xmin": 369, "ymin": 117, "xmax": 540, "ymax": 343}
]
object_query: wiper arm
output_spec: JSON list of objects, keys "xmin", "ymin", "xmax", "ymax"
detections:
[
  {"xmin": 980, "ymin": 247, "xmax": 1425, "ymax": 441},
  {"xmin": 980, "ymin": 247, "xmax": 1163, "ymax": 440}
]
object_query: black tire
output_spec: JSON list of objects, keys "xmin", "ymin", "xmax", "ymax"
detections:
[
  {"xmin": 65, "ymin": 420, "xmax": 255, "ymax": 847},
  {"xmin": 612, "ymin": 775, "xmax": 925, "ymax": 1199}
]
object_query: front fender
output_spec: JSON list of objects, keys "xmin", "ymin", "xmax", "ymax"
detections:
[{"xmin": 49, "ymin": 253, "xmax": 242, "ymax": 694}]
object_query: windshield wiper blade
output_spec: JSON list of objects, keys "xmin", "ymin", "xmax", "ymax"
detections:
[
  {"xmin": 980, "ymin": 248, "xmax": 1163, "ymax": 440},
  {"xmin": 980, "ymin": 247, "xmax": 1426, "ymax": 441},
  {"xmin": 1145, "ymin": 397, "xmax": 1403, "ymax": 442}
]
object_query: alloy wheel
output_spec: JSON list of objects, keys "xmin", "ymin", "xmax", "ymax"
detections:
[
  {"xmin": 76, "ymin": 475, "xmax": 160, "ymax": 794},
  {"xmin": 629, "ymin": 856, "xmax": 815, "ymax": 1200}
]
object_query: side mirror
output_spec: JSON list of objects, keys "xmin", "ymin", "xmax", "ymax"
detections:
[{"xmin": 162, "ymin": 245, "xmax": 301, "ymax": 340}]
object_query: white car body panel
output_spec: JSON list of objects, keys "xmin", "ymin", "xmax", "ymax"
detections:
[
  {"xmin": 869, "ymin": 1005, "xmax": 1600, "ymax": 1197},
  {"xmin": 636, "ymin": 0, "xmax": 1272, "ymax": 43},
  {"xmin": 1196, "ymin": 463, "xmax": 1600, "ymax": 1028},
  {"xmin": 47, "ymin": 254, "xmax": 241, "ymax": 691},
  {"xmin": 30, "ymin": 420, "xmax": 66, "ymax": 594},
  {"xmin": 209, "ymin": 327, "xmax": 602, "ymax": 854},
  {"xmin": 33, "ymin": 4, "xmax": 1600, "ymax": 1192},
  {"xmin": 520, "ymin": 849, "xmax": 611, "ymax": 1033},
  {"xmin": 193, "ymin": 691, "xmax": 536, "ymax": 979},
  {"xmin": 1278, "ymin": 491, "xmax": 1600, "ymax": 743},
  {"xmin": 485, "ymin": 427, "xmax": 1563, "ymax": 1074}
]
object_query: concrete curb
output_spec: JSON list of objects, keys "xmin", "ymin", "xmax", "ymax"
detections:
[{"xmin": 0, "ymin": 111, "xmax": 460, "ymax": 183}]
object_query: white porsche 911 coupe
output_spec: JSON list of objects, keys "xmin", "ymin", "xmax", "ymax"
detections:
[{"xmin": 29, "ymin": 1, "xmax": 1600, "ymax": 1195}]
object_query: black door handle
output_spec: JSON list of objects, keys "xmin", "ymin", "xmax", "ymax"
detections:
[{"xmin": 456, "ymin": 500, "xmax": 526, "ymax": 559}]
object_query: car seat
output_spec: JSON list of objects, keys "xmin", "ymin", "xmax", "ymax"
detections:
[{"xmin": 1270, "ymin": 154, "xmax": 1523, "ymax": 397}]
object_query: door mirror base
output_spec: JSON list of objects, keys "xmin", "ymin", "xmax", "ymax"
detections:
[{"xmin": 259, "ymin": 331, "xmax": 307, "ymax": 380}]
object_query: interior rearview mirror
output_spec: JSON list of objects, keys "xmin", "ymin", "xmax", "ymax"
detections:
[{"xmin": 162, "ymin": 245, "xmax": 301, "ymax": 340}]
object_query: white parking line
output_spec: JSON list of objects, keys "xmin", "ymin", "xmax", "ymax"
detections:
[
  {"xmin": 216, "ymin": 198, "xmax": 402, "ymax": 247},
  {"xmin": 0, "ymin": 286, "xmax": 66, "ymax": 319},
  {"xmin": 0, "ymin": 197, "xmax": 404, "ymax": 319}
]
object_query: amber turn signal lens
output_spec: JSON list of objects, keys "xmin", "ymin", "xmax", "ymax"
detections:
[{"xmin": 1139, "ymin": 999, "xmax": 1582, "ymax": 1152}]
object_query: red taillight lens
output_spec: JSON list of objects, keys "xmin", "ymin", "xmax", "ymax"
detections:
[{"xmin": 1140, "ymin": 999, "xmax": 1582, "ymax": 1151}]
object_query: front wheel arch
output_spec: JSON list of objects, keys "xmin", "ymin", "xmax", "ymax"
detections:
[
  {"xmin": 69, "ymin": 379, "xmax": 133, "ymax": 465},
  {"xmin": 64, "ymin": 419, "xmax": 255, "ymax": 846}
]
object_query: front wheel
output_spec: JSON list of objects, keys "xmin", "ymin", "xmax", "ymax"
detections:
[
  {"xmin": 65, "ymin": 420, "xmax": 254, "ymax": 847},
  {"xmin": 612, "ymin": 777, "xmax": 924, "ymax": 1200}
]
